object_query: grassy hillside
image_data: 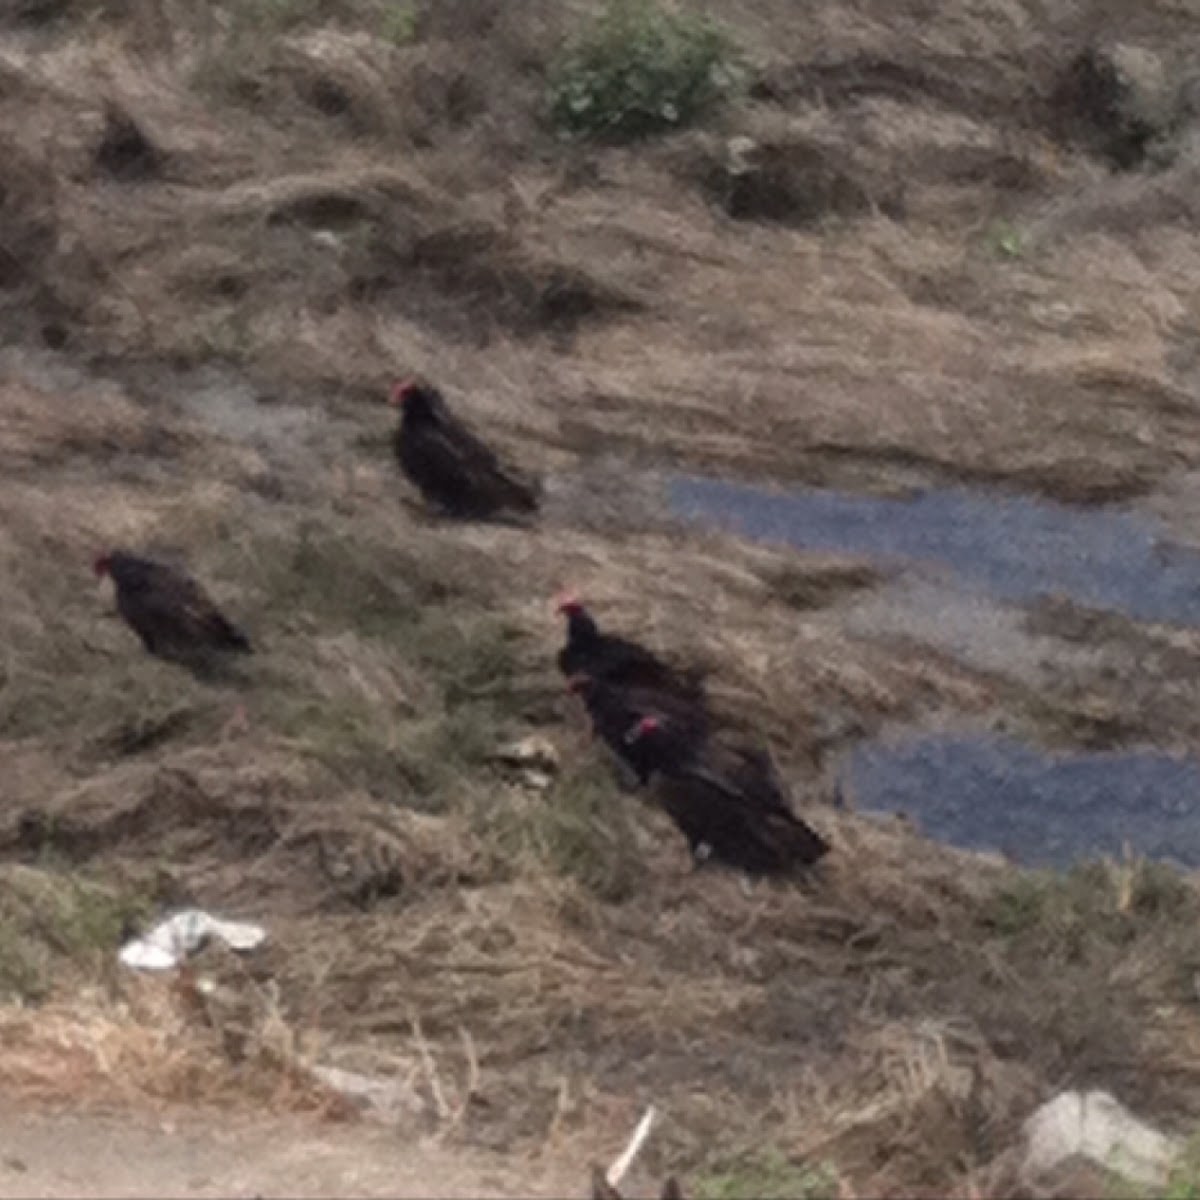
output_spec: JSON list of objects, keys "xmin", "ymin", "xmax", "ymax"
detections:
[{"xmin": 3, "ymin": 0, "xmax": 1200, "ymax": 1194}]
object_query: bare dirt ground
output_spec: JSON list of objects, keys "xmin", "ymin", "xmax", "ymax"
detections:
[
  {"xmin": 3, "ymin": 0, "xmax": 1200, "ymax": 1196},
  {"xmin": 0, "ymin": 1106, "xmax": 579, "ymax": 1199}
]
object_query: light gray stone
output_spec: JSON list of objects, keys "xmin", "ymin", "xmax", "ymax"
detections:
[{"xmin": 1023, "ymin": 1089, "xmax": 1180, "ymax": 1188}]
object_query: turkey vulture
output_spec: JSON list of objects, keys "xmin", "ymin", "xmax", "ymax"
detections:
[
  {"xmin": 555, "ymin": 593, "xmax": 707, "ymax": 708},
  {"xmin": 94, "ymin": 550, "xmax": 252, "ymax": 669},
  {"xmin": 389, "ymin": 379, "xmax": 539, "ymax": 519},
  {"xmin": 626, "ymin": 716, "xmax": 829, "ymax": 874},
  {"xmin": 567, "ymin": 673, "xmax": 709, "ymax": 784}
]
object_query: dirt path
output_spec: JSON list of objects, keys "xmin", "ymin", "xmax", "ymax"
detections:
[{"xmin": 0, "ymin": 1108, "xmax": 579, "ymax": 1200}]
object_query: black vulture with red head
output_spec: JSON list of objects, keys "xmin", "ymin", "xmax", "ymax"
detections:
[
  {"xmin": 625, "ymin": 715, "xmax": 829, "ymax": 874},
  {"xmin": 555, "ymin": 592, "xmax": 707, "ymax": 709},
  {"xmin": 388, "ymin": 378, "xmax": 539, "ymax": 519},
  {"xmin": 94, "ymin": 550, "xmax": 252, "ymax": 670},
  {"xmin": 567, "ymin": 673, "xmax": 709, "ymax": 784}
]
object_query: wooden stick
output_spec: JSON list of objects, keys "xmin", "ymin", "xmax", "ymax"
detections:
[{"xmin": 607, "ymin": 1105, "xmax": 656, "ymax": 1190}]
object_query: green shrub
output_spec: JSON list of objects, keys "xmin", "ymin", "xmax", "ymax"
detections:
[{"xmin": 548, "ymin": 0, "xmax": 739, "ymax": 140}]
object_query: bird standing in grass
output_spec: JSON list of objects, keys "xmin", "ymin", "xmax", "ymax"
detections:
[
  {"xmin": 567, "ymin": 673, "xmax": 709, "ymax": 784},
  {"xmin": 94, "ymin": 550, "xmax": 252, "ymax": 672},
  {"xmin": 625, "ymin": 715, "xmax": 830, "ymax": 874},
  {"xmin": 555, "ymin": 592, "xmax": 707, "ymax": 708},
  {"xmin": 389, "ymin": 378, "xmax": 539, "ymax": 519},
  {"xmin": 566, "ymin": 672, "xmax": 705, "ymax": 782}
]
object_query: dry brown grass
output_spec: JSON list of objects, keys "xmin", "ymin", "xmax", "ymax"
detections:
[
  {"xmin": 0, "ymin": 981, "xmax": 341, "ymax": 1116},
  {"xmin": 3, "ymin": 0, "xmax": 1200, "ymax": 1195}
]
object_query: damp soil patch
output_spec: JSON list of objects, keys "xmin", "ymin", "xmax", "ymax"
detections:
[
  {"xmin": 668, "ymin": 474, "xmax": 1200, "ymax": 627},
  {"xmin": 846, "ymin": 732, "xmax": 1200, "ymax": 869}
]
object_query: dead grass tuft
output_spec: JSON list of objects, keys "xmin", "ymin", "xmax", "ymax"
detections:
[
  {"xmin": 474, "ymin": 755, "xmax": 646, "ymax": 903},
  {"xmin": 0, "ymin": 865, "xmax": 149, "ymax": 1003},
  {"xmin": 347, "ymin": 216, "xmax": 644, "ymax": 344},
  {"xmin": 0, "ymin": 136, "xmax": 59, "ymax": 294},
  {"xmin": 1049, "ymin": 43, "xmax": 1188, "ymax": 169},
  {"xmin": 762, "ymin": 557, "xmax": 883, "ymax": 612},
  {"xmin": 679, "ymin": 121, "xmax": 890, "ymax": 229},
  {"xmin": 0, "ymin": 978, "xmax": 340, "ymax": 1114},
  {"xmin": 93, "ymin": 101, "xmax": 165, "ymax": 180}
]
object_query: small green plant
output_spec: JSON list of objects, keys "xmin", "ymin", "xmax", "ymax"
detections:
[
  {"xmin": 1167, "ymin": 1171, "xmax": 1200, "ymax": 1199},
  {"xmin": 548, "ymin": 0, "xmax": 740, "ymax": 141},
  {"xmin": 380, "ymin": 1, "xmax": 418, "ymax": 45},
  {"xmin": 0, "ymin": 922, "xmax": 48, "ymax": 1004},
  {"xmin": 0, "ymin": 867, "xmax": 151, "ymax": 1003},
  {"xmin": 982, "ymin": 872, "xmax": 1054, "ymax": 936},
  {"xmin": 695, "ymin": 1151, "xmax": 840, "ymax": 1200},
  {"xmin": 1162, "ymin": 1133, "xmax": 1200, "ymax": 1200},
  {"xmin": 981, "ymin": 859, "xmax": 1194, "ymax": 944},
  {"xmin": 1108, "ymin": 1132, "xmax": 1200, "ymax": 1200},
  {"xmin": 767, "ymin": 561, "xmax": 880, "ymax": 612},
  {"xmin": 985, "ymin": 218, "xmax": 1026, "ymax": 259}
]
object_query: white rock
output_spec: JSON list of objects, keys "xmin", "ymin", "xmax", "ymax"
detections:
[{"xmin": 1023, "ymin": 1089, "xmax": 1180, "ymax": 1188}]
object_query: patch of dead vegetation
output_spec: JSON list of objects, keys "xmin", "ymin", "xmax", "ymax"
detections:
[
  {"xmin": 3, "ymin": 0, "xmax": 1200, "ymax": 1194},
  {"xmin": 0, "ymin": 376, "xmax": 182, "ymax": 469},
  {"xmin": 0, "ymin": 975, "xmax": 343, "ymax": 1115},
  {"xmin": 2, "ymin": 0, "xmax": 1198, "ymax": 496},
  {"xmin": 680, "ymin": 124, "xmax": 887, "ymax": 229},
  {"xmin": 92, "ymin": 101, "xmax": 164, "ymax": 181},
  {"xmin": 0, "ymin": 136, "xmax": 58, "ymax": 293}
]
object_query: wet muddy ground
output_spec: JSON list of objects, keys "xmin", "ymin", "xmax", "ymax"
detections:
[
  {"xmin": 668, "ymin": 470, "xmax": 1200, "ymax": 867},
  {"xmin": 668, "ymin": 474, "xmax": 1200, "ymax": 627},
  {"xmin": 847, "ymin": 734, "xmax": 1200, "ymax": 869}
]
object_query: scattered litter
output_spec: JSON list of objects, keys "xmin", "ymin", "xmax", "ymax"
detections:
[
  {"xmin": 493, "ymin": 735, "xmax": 560, "ymax": 772},
  {"xmin": 607, "ymin": 1105, "xmax": 656, "ymax": 1191},
  {"xmin": 308, "ymin": 1064, "xmax": 425, "ymax": 1123},
  {"xmin": 591, "ymin": 1106, "xmax": 679, "ymax": 1199},
  {"xmin": 118, "ymin": 909, "xmax": 267, "ymax": 971},
  {"xmin": 491, "ymin": 735, "xmax": 560, "ymax": 791}
]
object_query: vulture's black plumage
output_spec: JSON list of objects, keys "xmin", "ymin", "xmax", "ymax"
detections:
[
  {"xmin": 390, "ymin": 379, "xmax": 539, "ymax": 519},
  {"xmin": 556, "ymin": 595, "xmax": 707, "ymax": 709},
  {"xmin": 95, "ymin": 550, "xmax": 252, "ymax": 668},
  {"xmin": 626, "ymin": 716, "xmax": 829, "ymax": 874},
  {"xmin": 568, "ymin": 673, "xmax": 709, "ymax": 783}
]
